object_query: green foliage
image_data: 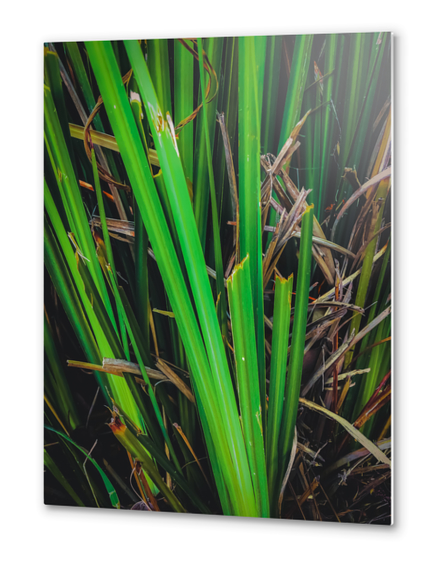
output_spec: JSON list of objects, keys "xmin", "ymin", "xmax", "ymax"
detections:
[{"xmin": 44, "ymin": 34, "xmax": 391, "ymax": 522}]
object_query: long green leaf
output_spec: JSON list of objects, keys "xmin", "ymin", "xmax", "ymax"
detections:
[
  {"xmin": 266, "ymin": 274, "xmax": 293, "ymax": 514},
  {"xmin": 238, "ymin": 36, "xmax": 266, "ymax": 419},
  {"xmin": 278, "ymin": 205, "xmax": 314, "ymax": 476},
  {"xmin": 197, "ymin": 37, "xmax": 227, "ymax": 337},
  {"xmin": 227, "ymin": 256, "xmax": 269, "ymax": 517}
]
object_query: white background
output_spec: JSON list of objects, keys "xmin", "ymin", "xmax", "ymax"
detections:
[{"xmin": 1, "ymin": 1, "xmax": 430, "ymax": 560}]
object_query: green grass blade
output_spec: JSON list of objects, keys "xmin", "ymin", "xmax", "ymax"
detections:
[
  {"xmin": 266, "ymin": 273, "xmax": 293, "ymax": 514},
  {"xmin": 64, "ymin": 42, "xmax": 105, "ymax": 132},
  {"xmin": 91, "ymin": 148, "xmax": 116, "ymax": 275},
  {"xmin": 90, "ymin": 147, "xmax": 132, "ymax": 359},
  {"xmin": 354, "ymin": 311, "xmax": 390, "ymax": 427},
  {"xmin": 134, "ymin": 199, "xmax": 151, "ymax": 355},
  {"xmin": 238, "ymin": 36, "xmax": 266, "ymax": 419},
  {"xmin": 278, "ymin": 205, "xmax": 314, "ymax": 474},
  {"xmin": 129, "ymin": 99, "xmax": 151, "ymax": 355},
  {"xmin": 317, "ymin": 33, "xmax": 340, "ymax": 219},
  {"xmin": 174, "ymin": 39, "xmax": 194, "ymax": 184},
  {"xmin": 213, "ymin": 37, "xmax": 238, "ymax": 230},
  {"xmin": 197, "ymin": 37, "xmax": 227, "ymax": 337},
  {"xmin": 278, "ymin": 35, "xmax": 313, "ymax": 151},
  {"xmin": 193, "ymin": 38, "xmax": 224, "ymax": 251},
  {"xmin": 147, "ymin": 39, "xmax": 172, "ymax": 116},
  {"xmin": 227, "ymin": 256, "xmax": 269, "ymax": 517},
  {"xmin": 262, "ymin": 36, "xmax": 283, "ymax": 154},
  {"xmin": 359, "ymin": 239, "xmax": 391, "ymax": 354},
  {"xmin": 344, "ymin": 190, "xmax": 390, "ymax": 369},
  {"xmin": 44, "ymin": 48, "xmax": 76, "ymax": 167}
]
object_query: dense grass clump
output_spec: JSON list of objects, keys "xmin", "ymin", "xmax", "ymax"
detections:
[{"xmin": 44, "ymin": 33, "xmax": 391, "ymax": 523}]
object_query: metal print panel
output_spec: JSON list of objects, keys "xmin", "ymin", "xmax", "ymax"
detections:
[{"xmin": 44, "ymin": 32, "xmax": 392, "ymax": 523}]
